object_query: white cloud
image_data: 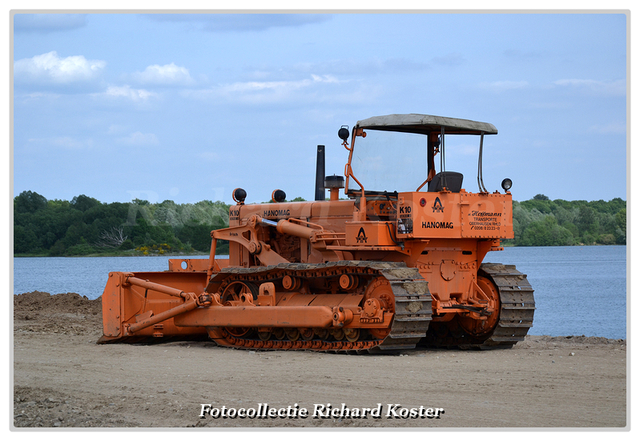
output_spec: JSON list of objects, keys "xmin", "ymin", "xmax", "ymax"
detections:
[
  {"xmin": 27, "ymin": 136, "xmax": 93, "ymax": 150},
  {"xmin": 294, "ymin": 58, "xmax": 428, "ymax": 76},
  {"xmin": 226, "ymin": 74, "xmax": 339, "ymax": 93},
  {"xmin": 554, "ymin": 79, "xmax": 626, "ymax": 97},
  {"xmin": 117, "ymin": 132, "xmax": 159, "ymax": 146},
  {"xmin": 588, "ymin": 122, "xmax": 626, "ymax": 135},
  {"xmin": 102, "ymin": 85, "xmax": 157, "ymax": 102},
  {"xmin": 14, "ymin": 51, "xmax": 105, "ymax": 84},
  {"xmin": 479, "ymin": 80, "xmax": 529, "ymax": 92},
  {"xmin": 212, "ymin": 74, "xmax": 341, "ymax": 104},
  {"xmin": 52, "ymin": 136, "xmax": 93, "ymax": 149},
  {"xmin": 131, "ymin": 63, "xmax": 194, "ymax": 86},
  {"xmin": 182, "ymin": 72, "xmax": 375, "ymax": 107},
  {"xmin": 21, "ymin": 91, "xmax": 61, "ymax": 100}
]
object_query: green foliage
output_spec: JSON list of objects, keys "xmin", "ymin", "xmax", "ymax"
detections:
[
  {"xmin": 14, "ymin": 190, "xmax": 48, "ymax": 213},
  {"xmin": 13, "ymin": 190, "xmax": 232, "ymax": 256},
  {"xmin": 64, "ymin": 242, "xmax": 99, "ymax": 256},
  {"xmin": 71, "ymin": 194, "xmax": 101, "ymax": 212},
  {"xmin": 13, "ymin": 225, "xmax": 39, "ymax": 254},
  {"xmin": 119, "ymin": 239, "xmax": 134, "ymax": 250},
  {"xmin": 518, "ymin": 216, "xmax": 574, "ymax": 246},
  {"xmin": 507, "ymin": 195, "xmax": 626, "ymax": 246}
]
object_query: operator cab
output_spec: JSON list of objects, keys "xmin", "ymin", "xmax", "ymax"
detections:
[{"xmin": 340, "ymin": 114, "xmax": 500, "ymax": 198}]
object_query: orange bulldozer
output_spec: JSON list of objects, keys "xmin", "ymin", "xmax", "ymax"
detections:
[{"xmin": 99, "ymin": 114, "xmax": 535, "ymax": 353}]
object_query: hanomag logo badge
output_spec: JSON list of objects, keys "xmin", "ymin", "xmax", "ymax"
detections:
[
  {"xmin": 356, "ymin": 227, "xmax": 368, "ymax": 244},
  {"xmin": 432, "ymin": 197, "xmax": 444, "ymax": 213}
]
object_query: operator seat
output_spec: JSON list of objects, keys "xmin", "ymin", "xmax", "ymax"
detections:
[{"xmin": 428, "ymin": 171, "xmax": 464, "ymax": 193}]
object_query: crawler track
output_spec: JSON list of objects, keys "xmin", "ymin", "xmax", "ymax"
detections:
[
  {"xmin": 421, "ymin": 263, "xmax": 535, "ymax": 349},
  {"xmin": 479, "ymin": 263, "xmax": 536, "ymax": 348},
  {"xmin": 206, "ymin": 261, "xmax": 432, "ymax": 354}
]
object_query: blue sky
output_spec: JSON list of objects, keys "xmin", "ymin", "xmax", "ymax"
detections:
[{"xmin": 11, "ymin": 11, "xmax": 628, "ymax": 205}]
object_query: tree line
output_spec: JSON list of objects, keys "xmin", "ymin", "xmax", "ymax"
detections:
[
  {"xmin": 13, "ymin": 191, "xmax": 231, "ymax": 256},
  {"xmin": 13, "ymin": 191, "xmax": 626, "ymax": 257},
  {"xmin": 508, "ymin": 194, "xmax": 626, "ymax": 246}
]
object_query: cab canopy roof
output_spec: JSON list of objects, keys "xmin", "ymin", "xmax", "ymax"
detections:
[{"xmin": 355, "ymin": 114, "xmax": 498, "ymax": 135}]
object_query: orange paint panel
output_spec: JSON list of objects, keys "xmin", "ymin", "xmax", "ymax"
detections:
[
  {"xmin": 174, "ymin": 305, "xmax": 334, "ymax": 328},
  {"xmin": 396, "ymin": 191, "xmax": 513, "ymax": 240},
  {"xmin": 345, "ymin": 221, "xmax": 395, "ymax": 246},
  {"xmin": 311, "ymin": 199, "xmax": 355, "ymax": 218},
  {"xmin": 277, "ymin": 293, "xmax": 315, "ymax": 306},
  {"xmin": 101, "ymin": 272, "xmax": 123, "ymax": 337},
  {"xmin": 397, "ymin": 192, "xmax": 462, "ymax": 238},
  {"xmin": 167, "ymin": 258, "xmax": 211, "ymax": 272},
  {"xmin": 460, "ymin": 193, "xmax": 514, "ymax": 239}
]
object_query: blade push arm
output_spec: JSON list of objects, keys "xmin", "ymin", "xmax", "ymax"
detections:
[{"xmin": 212, "ymin": 215, "xmax": 289, "ymax": 266}]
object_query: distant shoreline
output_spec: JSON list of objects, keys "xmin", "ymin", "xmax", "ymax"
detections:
[
  {"xmin": 13, "ymin": 243, "xmax": 626, "ymax": 259},
  {"xmin": 13, "ymin": 251, "xmax": 210, "ymax": 258}
]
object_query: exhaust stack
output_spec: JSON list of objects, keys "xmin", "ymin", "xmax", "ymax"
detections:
[{"xmin": 315, "ymin": 145, "xmax": 326, "ymax": 201}]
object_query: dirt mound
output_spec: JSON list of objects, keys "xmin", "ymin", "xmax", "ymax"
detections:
[
  {"xmin": 13, "ymin": 291, "xmax": 102, "ymax": 336},
  {"xmin": 14, "ymin": 291, "xmax": 102, "ymax": 315}
]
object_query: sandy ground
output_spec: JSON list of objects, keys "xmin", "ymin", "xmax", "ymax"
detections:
[{"xmin": 12, "ymin": 291, "xmax": 628, "ymax": 429}]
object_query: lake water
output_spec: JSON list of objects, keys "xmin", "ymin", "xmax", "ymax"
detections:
[
  {"xmin": 12, "ymin": 246, "xmax": 627, "ymax": 339},
  {"xmin": 487, "ymin": 246, "xmax": 627, "ymax": 340}
]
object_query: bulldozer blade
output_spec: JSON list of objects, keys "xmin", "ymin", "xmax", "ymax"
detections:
[{"xmin": 99, "ymin": 271, "xmax": 209, "ymax": 343}]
